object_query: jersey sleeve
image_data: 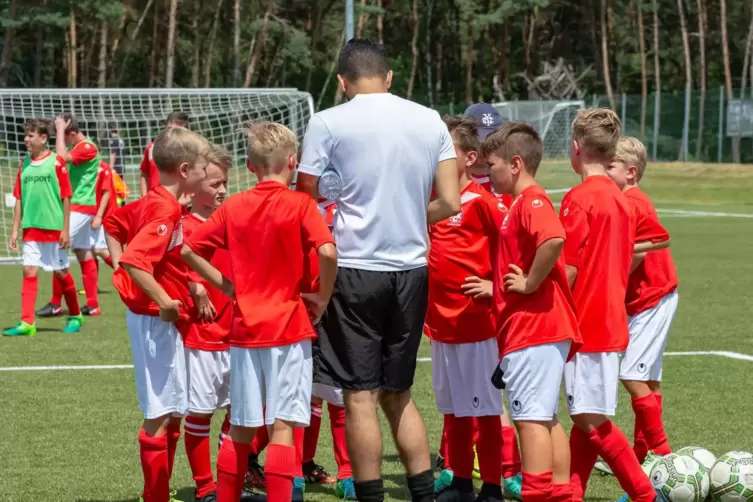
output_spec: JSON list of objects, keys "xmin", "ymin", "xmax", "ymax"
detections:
[
  {"xmin": 300, "ymin": 198, "xmax": 335, "ymax": 250},
  {"xmin": 298, "ymin": 115, "xmax": 333, "ymax": 177},
  {"xmin": 119, "ymin": 214, "xmax": 176, "ymax": 274},
  {"xmin": 55, "ymin": 156, "xmax": 73, "ymax": 199},
  {"xmin": 522, "ymin": 197, "xmax": 566, "ymax": 247},
  {"xmin": 139, "ymin": 144, "xmax": 153, "ymax": 175},
  {"xmin": 12, "ymin": 161, "xmax": 21, "ymax": 199},
  {"xmin": 560, "ymin": 199, "xmax": 588, "ymax": 268},
  {"xmin": 69, "ymin": 142, "xmax": 98, "ymax": 165},
  {"xmin": 634, "ymin": 204, "xmax": 670, "ymax": 243},
  {"xmin": 104, "ymin": 202, "xmax": 137, "ymax": 245},
  {"xmin": 437, "ymin": 119, "xmax": 457, "ymax": 163},
  {"xmin": 475, "ymin": 197, "xmax": 505, "ymax": 237},
  {"xmin": 185, "ymin": 205, "xmax": 228, "ymax": 259}
]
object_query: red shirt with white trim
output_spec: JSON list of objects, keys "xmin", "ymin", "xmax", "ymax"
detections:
[
  {"xmin": 95, "ymin": 161, "xmax": 118, "ymax": 219},
  {"xmin": 139, "ymin": 142, "xmax": 161, "ymax": 192},
  {"xmin": 114, "ymin": 186, "xmax": 197, "ymax": 338},
  {"xmin": 13, "ymin": 153, "xmax": 73, "ymax": 242},
  {"xmin": 425, "ymin": 181, "xmax": 505, "ymax": 344},
  {"xmin": 182, "ymin": 212, "xmax": 232, "ymax": 351},
  {"xmin": 495, "ymin": 185, "xmax": 581, "ymax": 357},
  {"xmin": 471, "ymin": 173, "xmax": 515, "ymax": 211},
  {"xmin": 185, "ymin": 181, "xmax": 335, "ymax": 349},
  {"xmin": 624, "ymin": 187, "xmax": 679, "ymax": 316},
  {"xmin": 104, "ymin": 199, "xmax": 141, "ymax": 246},
  {"xmin": 560, "ymin": 176, "xmax": 635, "ymax": 353}
]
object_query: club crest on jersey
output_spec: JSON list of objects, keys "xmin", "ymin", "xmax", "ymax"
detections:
[
  {"xmin": 532, "ymin": 199, "xmax": 543, "ymax": 208},
  {"xmin": 448, "ymin": 212, "xmax": 463, "ymax": 226},
  {"xmin": 563, "ymin": 207, "xmax": 570, "ymax": 217},
  {"xmin": 157, "ymin": 224, "xmax": 168, "ymax": 236},
  {"xmin": 497, "ymin": 201, "xmax": 508, "ymax": 212}
]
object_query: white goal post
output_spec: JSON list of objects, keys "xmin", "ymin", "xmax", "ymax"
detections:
[
  {"xmin": 0, "ymin": 88, "xmax": 315, "ymax": 261},
  {"xmin": 492, "ymin": 100, "xmax": 585, "ymax": 159}
]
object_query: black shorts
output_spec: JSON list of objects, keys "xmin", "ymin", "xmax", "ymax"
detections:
[{"xmin": 314, "ymin": 266, "xmax": 429, "ymax": 394}]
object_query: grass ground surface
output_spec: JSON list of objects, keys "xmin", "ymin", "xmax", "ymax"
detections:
[{"xmin": 1, "ymin": 162, "xmax": 753, "ymax": 501}]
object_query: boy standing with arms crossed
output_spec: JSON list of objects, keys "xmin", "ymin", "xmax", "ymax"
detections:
[
  {"xmin": 559, "ymin": 109, "xmax": 657, "ymax": 502},
  {"xmin": 182, "ymin": 122, "xmax": 337, "ymax": 502},
  {"xmin": 483, "ymin": 122, "xmax": 581, "ymax": 501}
]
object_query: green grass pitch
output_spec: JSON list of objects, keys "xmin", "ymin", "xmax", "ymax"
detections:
[{"xmin": 1, "ymin": 162, "xmax": 753, "ymax": 501}]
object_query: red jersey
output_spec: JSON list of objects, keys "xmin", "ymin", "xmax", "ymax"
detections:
[
  {"xmin": 139, "ymin": 142, "xmax": 160, "ymax": 192},
  {"xmin": 625, "ymin": 188, "xmax": 678, "ymax": 316},
  {"xmin": 182, "ymin": 213, "xmax": 232, "ymax": 351},
  {"xmin": 560, "ymin": 176, "xmax": 635, "ymax": 353},
  {"xmin": 303, "ymin": 200, "xmax": 337, "ymax": 293},
  {"xmin": 185, "ymin": 181, "xmax": 335, "ymax": 349},
  {"xmin": 13, "ymin": 153, "xmax": 73, "ymax": 242},
  {"xmin": 426, "ymin": 181, "xmax": 504, "ymax": 344},
  {"xmin": 114, "ymin": 186, "xmax": 196, "ymax": 337},
  {"xmin": 471, "ymin": 173, "xmax": 515, "ymax": 210},
  {"xmin": 104, "ymin": 199, "xmax": 141, "ymax": 246},
  {"xmin": 495, "ymin": 185, "xmax": 581, "ymax": 357},
  {"xmin": 95, "ymin": 161, "xmax": 118, "ymax": 219}
]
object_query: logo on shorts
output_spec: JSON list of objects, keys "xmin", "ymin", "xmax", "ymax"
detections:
[
  {"xmin": 512, "ymin": 400, "xmax": 522, "ymax": 412},
  {"xmin": 157, "ymin": 224, "xmax": 168, "ymax": 236},
  {"xmin": 638, "ymin": 363, "xmax": 648, "ymax": 373},
  {"xmin": 567, "ymin": 395, "xmax": 574, "ymax": 405},
  {"xmin": 532, "ymin": 199, "xmax": 543, "ymax": 208},
  {"xmin": 472, "ymin": 397, "xmax": 480, "ymax": 408}
]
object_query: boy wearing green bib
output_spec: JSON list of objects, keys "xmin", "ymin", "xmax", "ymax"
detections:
[{"xmin": 4, "ymin": 119, "xmax": 83, "ymax": 337}]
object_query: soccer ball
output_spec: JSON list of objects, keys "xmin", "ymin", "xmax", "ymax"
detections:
[
  {"xmin": 709, "ymin": 451, "xmax": 753, "ymax": 501},
  {"xmin": 650, "ymin": 453, "xmax": 709, "ymax": 502},
  {"xmin": 677, "ymin": 446, "xmax": 717, "ymax": 472}
]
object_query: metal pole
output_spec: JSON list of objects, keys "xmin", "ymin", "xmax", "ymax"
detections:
[
  {"xmin": 621, "ymin": 93, "xmax": 627, "ymax": 135},
  {"xmin": 718, "ymin": 85, "xmax": 724, "ymax": 163},
  {"xmin": 346, "ymin": 0, "xmax": 355, "ymax": 42}
]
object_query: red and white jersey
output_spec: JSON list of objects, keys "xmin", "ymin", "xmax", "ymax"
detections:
[
  {"xmin": 560, "ymin": 176, "xmax": 635, "ymax": 353},
  {"xmin": 624, "ymin": 187, "xmax": 678, "ymax": 316},
  {"xmin": 495, "ymin": 185, "xmax": 581, "ymax": 357},
  {"xmin": 182, "ymin": 213, "xmax": 232, "ymax": 351},
  {"xmin": 425, "ymin": 181, "xmax": 505, "ymax": 344},
  {"xmin": 471, "ymin": 173, "xmax": 515, "ymax": 211},
  {"xmin": 139, "ymin": 141, "xmax": 160, "ymax": 193},
  {"xmin": 114, "ymin": 186, "xmax": 197, "ymax": 338},
  {"xmin": 95, "ymin": 161, "xmax": 118, "ymax": 219},
  {"xmin": 104, "ymin": 199, "xmax": 141, "ymax": 246}
]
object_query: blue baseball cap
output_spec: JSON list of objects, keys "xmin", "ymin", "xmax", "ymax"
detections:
[{"xmin": 464, "ymin": 103, "xmax": 505, "ymax": 140}]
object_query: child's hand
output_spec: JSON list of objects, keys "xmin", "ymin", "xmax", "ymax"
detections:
[
  {"xmin": 8, "ymin": 231, "xmax": 18, "ymax": 252},
  {"xmin": 59, "ymin": 230, "xmax": 70, "ymax": 249},
  {"xmin": 461, "ymin": 276, "xmax": 493, "ymax": 299},
  {"xmin": 301, "ymin": 293, "xmax": 327, "ymax": 324},
  {"xmin": 55, "ymin": 116, "xmax": 71, "ymax": 132},
  {"xmin": 504, "ymin": 264, "xmax": 533, "ymax": 294},
  {"xmin": 91, "ymin": 215, "xmax": 102, "ymax": 230},
  {"xmin": 192, "ymin": 284, "xmax": 216, "ymax": 322},
  {"xmin": 159, "ymin": 299, "xmax": 182, "ymax": 322}
]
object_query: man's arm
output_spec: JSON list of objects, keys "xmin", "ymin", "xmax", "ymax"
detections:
[
  {"xmin": 110, "ymin": 151, "xmax": 117, "ymax": 168},
  {"xmin": 296, "ymin": 172, "xmax": 320, "ymax": 200},
  {"xmin": 427, "ymin": 158, "xmax": 461, "ymax": 224},
  {"xmin": 297, "ymin": 115, "xmax": 334, "ymax": 200}
]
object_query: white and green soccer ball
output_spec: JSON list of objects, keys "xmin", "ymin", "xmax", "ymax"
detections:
[
  {"xmin": 650, "ymin": 452, "xmax": 709, "ymax": 502},
  {"xmin": 677, "ymin": 446, "xmax": 717, "ymax": 473},
  {"xmin": 709, "ymin": 451, "xmax": 753, "ymax": 501}
]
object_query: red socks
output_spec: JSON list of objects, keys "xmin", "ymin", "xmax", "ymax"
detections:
[
  {"xmin": 218, "ymin": 412, "xmax": 231, "ymax": 449},
  {"xmin": 521, "ymin": 471, "xmax": 553, "ymax": 501},
  {"xmin": 51, "ymin": 273, "xmax": 64, "ymax": 306},
  {"xmin": 552, "ymin": 481, "xmax": 574, "ymax": 501},
  {"xmin": 103, "ymin": 255, "xmax": 114, "ymax": 269},
  {"xmin": 632, "ymin": 394, "xmax": 671, "ymax": 460},
  {"xmin": 167, "ymin": 422, "xmax": 181, "ymax": 478},
  {"xmin": 250, "ymin": 425, "xmax": 270, "ymax": 455},
  {"xmin": 185, "ymin": 416, "xmax": 216, "ymax": 498},
  {"xmin": 446, "ymin": 414, "xmax": 475, "ymax": 480},
  {"xmin": 502, "ymin": 424, "xmax": 522, "ymax": 478},
  {"xmin": 59, "ymin": 273, "xmax": 81, "ymax": 316},
  {"xmin": 475, "ymin": 415, "xmax": 503, "ymax": 485},
  {"xmin": 21, "ymin": 276, "xmax": 38, "ymax": 325},
  {"xmin": 569, "ymin": 425, "xmax": 599, "ymax": 502},
  {"xmin": 328, "ymin": 403, "xmax": 352, "ymax": 480},
  {"xmin": 439, "ymin": 415, "xmax": 450, "ymax": 465},
  {"xmin": 294, "ymin": 427, "xmax": 304, "ymax": 477},
  {"xmin": 80, "ymin": 259, "xmax": 99, "ymax": 309},
  {"xmin": 139, "ymin": 428, "xmax": 171, "ymax": 502},
  {"xmin": 589, "ymin": 421, "xmax": 656, "ymax": 502},
  {"xmin": 265, "ymin": 444, "xmax": 297, "ymax": 502},
  {"xmin": 303, "ymin": 403, "xmax": 323, "ymax": 463},
  {"xmin": 217, "ymin": 439, "xmax": 251, "ymax": 502}
]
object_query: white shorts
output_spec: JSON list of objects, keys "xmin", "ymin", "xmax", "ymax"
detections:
[
  {"xmin": 620, "ymin": 291, "xmax": 679, "ymax": 382},
  {"xmin": 499, "ymin": 342, "xmax": 570, "ymax": 421},
  {"xmin": 70, "ymin": 211, "xmax": 97, "ymax": 250},
  {"xmin": 94, "ymin": 227, "xmax": 107, "ymax": 250},
  {"xmin": 22, "ymin": 241, "xmax": 69, "ymax": 271},
  {"xmin": 312, "ymin": 383, "xmax": 344, "ymax": 407},
  {"xmin": 186, "ymin": 348, "xmax": 231, "ymax": 414},
  {"xmin": 127, "ymin": 311, "xmax": 188, "ymax": 419},
  {"xmin": 230, "ymin": 340, "xmax": 313, "ymax": 428},
  {"xmin": 564, "ymin": 351, "xmax": 621, "ymax": 416},
  {"xmin": 432, "ymin": 338, "xmax": 503, "ymax": 417}
]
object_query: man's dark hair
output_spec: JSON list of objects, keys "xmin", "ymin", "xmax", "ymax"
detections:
[
  {"xmin": 23, "ymin": 119, "xmax": 52, "ymax": 138},
  {"xmin": 338, "ymin": 38, "xmax": 389, "ymax": 81},
  {"xmin": 166, "ymin": 111, "xmax": 190, "ymax": 127},
  {"xmin": 61, "ymin": 112, "xmax": 80, "ymax": 134}
]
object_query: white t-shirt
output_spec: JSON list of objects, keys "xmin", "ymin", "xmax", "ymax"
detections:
[{"xmin": 299, "ymin": 93, "xmax": 456, "ymax": 272}]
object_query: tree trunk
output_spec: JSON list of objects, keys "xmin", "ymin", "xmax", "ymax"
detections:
[
  {"xmin": 502, "ymin": 22, "xmax": 510, "ymax": 91},
  {"xmin": 436, "ymin": 36, "xmax": 443, "ymax": 94},
  {"xmin": 70, "ymin": 9, "xmax": 78, "ymax": 88},
  {"xmin": 695, "ymin": 0, "xmax": 707, "ymax": 159},
  {"xmin": 116, "ymin": 0, "xmax": 156, "ymax": 85},
  {"xmin": 740, "ymin": 6, "xmax": 753, "ymax": 98},
  {"xmin": 165, "ymin": 0, "xmax": 178, "ymax": 88},
  {"xmin": 110, "ymin": 5, "xmax": 128, "ymax": 64},
  {"xmin": 601, "ymin": 0, "xmax": 615, "ymax": 109},
  {"xmin": 357, "ymin": 0, "xmax": 367, "ymax": 34},
  {"xmin": 244, "ymin": 1, "xmax": 273, "ymax": 87},
  {"xmin": 676, "ymin": 0, "xmax": 692, "ymax": 160},
  {"xmin": 203, "ymin": 0, "xmax": 224, "ymax": 88},
  {"xmin": 720, "ymin": 0, "xmax": 739, "ymax": 162},
  {"xmin": 425, "ymin": 0, "xmax": 436, "ymax": 108},
  {"xmin": 265, "ymin": 28, "xmax": 285, "ymax": 88},
  {"xmin": 652, "ymin": 0, "xmax": 661, "ymax": 152},
  {"xmin": 465, "ymin": 15, "xmax": 473, "ymax": 105},
  {"xmin": 34, "ymin": 25, "xmax": 43, "ymax": 87},
  {"xmin": 148, "ymin": 0, "xmax": 160, "ymax": 87},
  {"xmin": 191, "ymin": 0, "xmax": 201, "ymax": 87},
  {"xmin": 523, "ymin": 9, "xmax": 537, "ymax": 85},
  {"xmin": 406, "ymin": 0, "xmax": 420, "ymax": 100},
  {"xmin": 98, "ymin": 20, "xmax": 108, "ymax": 88},
  {"xmin": 0, "ymin": 0, "xmax": 18, "ymax": 87},
  {"xmin": 638, "ymin": 0, "xmax": 648, "ymax": 141},
  {"xmin": 318, "ymin": 30, "xmax": 346, "ymax": 110},
  {"xmin": 377, "ymin": 0, "xmax": 384, "ymax": 44},
  {"xmin": 233, "ymin": 0, "xmax": 241, "ymax": 86}
]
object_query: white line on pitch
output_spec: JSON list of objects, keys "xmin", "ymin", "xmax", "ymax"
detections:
[{"xmin": 1, "ymin": 351, "xmax": 751, "ymax": 371}]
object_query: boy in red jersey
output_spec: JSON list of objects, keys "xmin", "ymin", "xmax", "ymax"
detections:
[
  {"xmin": 114, "ymin": 126, "xmax": 211, "ymax": 502},
  {"xmin": 426, "ymin": 116, "xmax": 506, "ymax": 502},
  {"xmin": 182, "ymin": 122, "xmax": 337, "ymax": 502},
  {"xmin": 140, "ymin": 112, "xmax": 190, "ymax": 197},
  {"xmin": 560, "ymin": 109, "xmax": 657, "ymax": 502},
  {"xmin": 482, "ymin": 122, "xmax": 581, "ymax": 502},
  {"xmin": 4, "ymin": 119, "xmax": 83, "ymax": 337},
  {"xmin": 607, "ymin": 137, "xmax": 676, "ymax": 463}
]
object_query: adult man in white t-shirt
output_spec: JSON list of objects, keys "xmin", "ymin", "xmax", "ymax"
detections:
[{"xmin": 297, "ymin": 38, "xmax": 460, "ymax": 502}]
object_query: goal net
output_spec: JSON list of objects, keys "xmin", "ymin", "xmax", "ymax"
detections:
[
  {"xmin": 0, "ymin": 88, "xmax": 314, "ymax": 261},
  {"xmin": 492, "ymin": 100, "xmax": 584, "ymax": 159}
]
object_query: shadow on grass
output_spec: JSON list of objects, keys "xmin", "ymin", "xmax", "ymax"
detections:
[{"xmin": 76, "ymin": 487, "xmax": 196, "ymax": 502}]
